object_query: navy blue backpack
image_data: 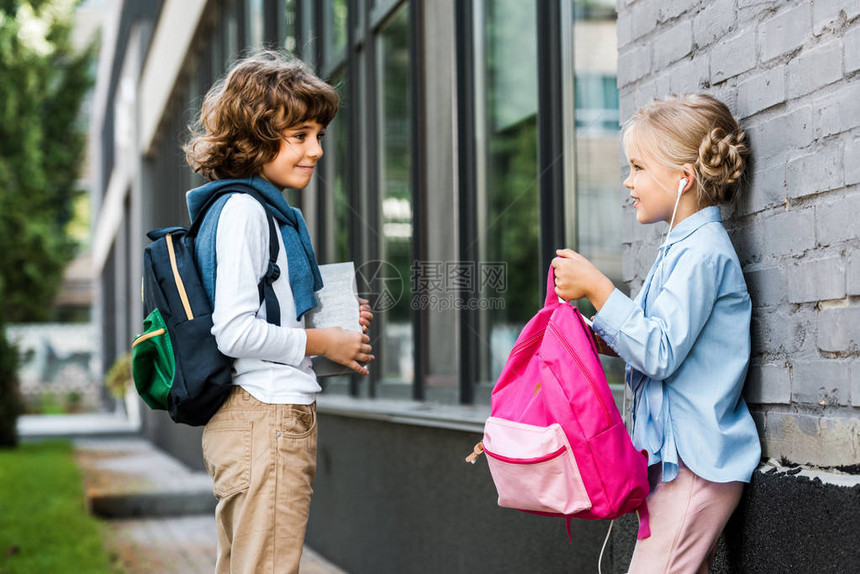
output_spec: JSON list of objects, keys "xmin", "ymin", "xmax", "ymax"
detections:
[{"xmin": 131, "ymin": 185, "xmax": 281, "ymax": 426}]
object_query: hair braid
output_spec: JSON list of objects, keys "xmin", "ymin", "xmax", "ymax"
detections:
[{"xmin": 696, "ymin": 126, "xmax": 748, "ymax": 203}]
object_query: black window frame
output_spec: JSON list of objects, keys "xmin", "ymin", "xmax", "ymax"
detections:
[
  {"xmin": 287, "ymin": 0, "xmax": 575, "ymax": 406},
  {"xmin": 300, "ymin": 0, "xmax": 423, "ymax": 400},
  {"xmin": 455, "ymin": 0, "xmax": 568, "ymax": 404}
]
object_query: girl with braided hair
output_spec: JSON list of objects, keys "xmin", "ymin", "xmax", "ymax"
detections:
[{"xmin": 553, "ymin": 94, "xmax": 760, "ymax": 573}]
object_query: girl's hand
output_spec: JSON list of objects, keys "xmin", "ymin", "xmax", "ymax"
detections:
[
  {"xmin": 306, "ymin": 328, "xmax": 374, "ymax": 375},
  {"xmin": 552, "ymin": 249, "xmax": 615, "ymax": 311},
  {"xmin": 359, "ymin": 297, "xmax": 373, "ymax": 333},
  {"xmin": 591, "ymin": 327, "xmax": 619, "ymax": 357}
]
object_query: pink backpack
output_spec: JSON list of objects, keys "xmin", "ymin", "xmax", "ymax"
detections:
[{"xmin": 468, "ymin": 268, "xmax": 651, "ymax": 540}]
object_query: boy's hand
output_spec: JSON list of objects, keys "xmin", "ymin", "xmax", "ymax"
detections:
[
  {"xmin": 359, "ymin": 297, "xmax": 373, "ymax": 333},
  {"xmin": 306, "ymin": 328, "xmax": 374, "ymax": 375},
  {"xmin": 552, "ymin": 249, "xmax": 615, "ymax": 311},
  {"xmin": 325, "ymin": 328, "xmax": 373, "ymax": 375}
]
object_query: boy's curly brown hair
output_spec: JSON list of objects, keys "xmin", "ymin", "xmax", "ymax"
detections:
[{"xmin": 185, "ymin": 51, "xmax": 339, "ymax": 181}]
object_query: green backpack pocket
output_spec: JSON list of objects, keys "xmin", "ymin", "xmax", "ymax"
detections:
[{"xmin": 132, "ymin": 308, "xmax": 175, "ymax": 410}]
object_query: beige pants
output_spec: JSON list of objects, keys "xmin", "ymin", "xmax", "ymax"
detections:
[
  {"xmin": 202, "ymin": 387, "xmax": 318, "ymax": 574},
  {"xmin": 627, "ymin": 461, "xmax": 744, "ymax": 574}
]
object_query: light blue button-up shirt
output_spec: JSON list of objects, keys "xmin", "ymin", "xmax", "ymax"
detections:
[{"xmin": 593, "ymin": 206, "xmax": 761, "ymax": 484}]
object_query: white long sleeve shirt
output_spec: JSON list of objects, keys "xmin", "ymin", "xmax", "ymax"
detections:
[{"xmin": 210, "ymin": 194, "xmax": 320, "ymax": 404}]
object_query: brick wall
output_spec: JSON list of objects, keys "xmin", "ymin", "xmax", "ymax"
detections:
[{"xmin": 616, "ymin": 0, "xmax": 860, "ymax": 469}]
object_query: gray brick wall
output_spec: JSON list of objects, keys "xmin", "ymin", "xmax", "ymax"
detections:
[{"xmin": 617, "ymin": 0, "xmax": 860, "ymax": 469}]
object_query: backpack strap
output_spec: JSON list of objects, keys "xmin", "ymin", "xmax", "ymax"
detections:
[
  {"xmin": 636, "ymin": 500, "xmax": 651, "ymax": 539},
  {"xmin": 247, "ymin": 190, "xmax": 282, "ymax": 326},
  {"xmin": 189, "ymin": 185, "xmax": 282, "ymax": 326}
]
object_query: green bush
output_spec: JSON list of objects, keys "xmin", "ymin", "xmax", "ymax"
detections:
[
  {"xmin": 35, "ymin": 391, "xmax": 64, "ymax": 415},
  {"xmin": 105, "ymin": 352, "xmax": 132, "ymax": 399}
]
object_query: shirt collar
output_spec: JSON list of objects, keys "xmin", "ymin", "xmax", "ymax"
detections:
[{"xmin": 663, "ymin": 205, "xmax": 722, "ymax": 247}]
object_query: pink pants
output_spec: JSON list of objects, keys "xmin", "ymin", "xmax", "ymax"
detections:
[{"xmin": 627, "ymin": 461, "xmax": 744, "ymax": 574}]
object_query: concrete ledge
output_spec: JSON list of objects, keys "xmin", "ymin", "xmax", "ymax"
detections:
[
  {"xmin": 317, "ymin": 394, "xmax": 490, "ymax": 433},
  {"xmin": 756, "ymin": 457, "xmax": 860, "ymax": 487},
  {"xmin": 316, "ymin": 384, "xmax": 628, "ymax": 434},
  {"xmin": 89, "ymin": 490, "xmax": 216, "ymax": 518},
  {"xmin": 18, "ymin": 413, "xmax": 140, "ymax": 442},
  {"xmin": 74, "ymin": 438, "xmax": 215, "ymax": 518}
]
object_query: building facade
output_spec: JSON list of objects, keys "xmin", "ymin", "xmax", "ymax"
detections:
[{"xmin": 91, "ymin": 0, "xmax": 859, "ymax": 572}]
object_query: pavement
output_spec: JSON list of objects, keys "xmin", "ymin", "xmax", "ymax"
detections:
[{"xmin": 17, "ymin": 413, "xmax": 346, "ymax": 574}]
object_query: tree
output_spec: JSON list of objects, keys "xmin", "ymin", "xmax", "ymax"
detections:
[
  {"xmin": 0, "ymin": 0, "xmax": 94, "ymax": 322},
  {"xmin": 0, "ymin": 0, "xmax": 94, "ymax": 446}
]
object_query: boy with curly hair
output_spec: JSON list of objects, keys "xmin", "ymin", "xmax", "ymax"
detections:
[{"xmin": 184, "ymin": 51, "xmax": 373, "ymax": 574}]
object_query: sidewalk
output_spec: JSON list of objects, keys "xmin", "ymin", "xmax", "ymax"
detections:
[
  {"xmin": 104, "ymin": 514, "xmax": 339, "ymax": 574},
  {"xmin": 18, "ymin": 413, "xmax": 346, "ymax": 574}
]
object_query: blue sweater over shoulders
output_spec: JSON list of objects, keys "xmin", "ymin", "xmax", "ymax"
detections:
[{"xmin": 185, "ymin": 175, "xmax": 322, "ymax": 320}]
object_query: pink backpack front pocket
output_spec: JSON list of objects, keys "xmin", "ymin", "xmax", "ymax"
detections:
[{"xmin": 483, "ymin": 417, "xmax": 592, "ymax": 515}]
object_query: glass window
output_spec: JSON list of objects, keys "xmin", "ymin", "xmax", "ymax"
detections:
[
  {"xmin": 300, "ymin": 0, "xmax": 316, "ymax": 65},
  {"xmin": 284, "ymin": 0, "xmax": 297, "ymax": 54},
  {"xmin": 376, "ymin": 4, "xmax": 412, "ymax": 390},
  {"xmin": 474, "ymin": 0, "xmax": 540, "ymax": 398},
  {"xmin": 223, "ymin": 0, "xmax": 238, "ymax": 67},
  {"xmin": 327, "ymin": 69, "xmax": 350, "ymax": 263},
  {"xmin": 324, "ymin": 0, "xmax": 348, "ymax": 65},
  {"xmin": 574, "ymin": 74, "xmax": 620, "ymax": 133},
  {"xmin": 571, "ymin": 0, "xmax": 625, "ymax": 386},
  {"xmin": 317, "ymin": 68, "xmax": 352, "ymax": 397},
  {"xmin": 246, "ymin": 0, "xmax": 265, "ymax": 48}
]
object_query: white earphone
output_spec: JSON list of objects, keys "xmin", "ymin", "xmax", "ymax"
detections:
[{"xmin": 658, "ymin": 177, "xmax": 689, "ymax": 262}]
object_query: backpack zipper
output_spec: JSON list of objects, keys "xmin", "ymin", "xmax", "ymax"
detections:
[
  {"xmin": 132, "ymin": 328, "xmax": 165, "ymax": 348},
  {"xmin": 165, "ymin": 233, "xmax": 194, "ymax": 321},
  {"xmin": 511, "ymin": 330, "xmax": 544, "ymax": 355},
  {"xmin": 547, "ymin": 321, "xmax": 611, "ymax": 426},
  {"xmin": 465, "ymin": 442, "xmax": 484, "ymax": 463},
  {"xmin": 484, "ymin": 444, "xmax": 567, "ymax": 465}
]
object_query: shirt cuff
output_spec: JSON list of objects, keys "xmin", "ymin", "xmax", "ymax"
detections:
[
  {"xmin": 593, "ymin": 288, "xmax": 636, "ymax": 346},
  {"xmin": 281, "ymin": 327, "xmax": 309, "ymax": 366}
]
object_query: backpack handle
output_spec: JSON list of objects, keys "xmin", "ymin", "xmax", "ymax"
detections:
[
  {"xmin": 544, "ymin": 266, "xmax": 562, "ymax": 308},
  {"xmin": 544, "ymin": 265, "xmax": 601, "ymax": 357}
]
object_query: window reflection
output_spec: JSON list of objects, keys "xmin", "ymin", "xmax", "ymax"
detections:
[
  {"xmin": 223, "ymin": 0, "xmax": 237, "ymax": 68},
  {"xmin": 477, "ymin": 0, "xmax": 540, "ymax": 386},
  {"xmin": 572, "ymin": 0, "xmax": 625, "ymax": 386},
  {"xmin": 377, "ymin": 4, "xmax": 413, "ymax": 386},
  {"xmin": 329, "ymin": 69, "xmax": 350, "ymax": 263},
  {"xmin": 284, "ymin": 0, "xmax": 297, "ymax": 54},
  {"xmin": 317, "ymin": 68, "xmax": 351, "ymax": 395},
  {"xmin": 324, "ymin": 0, "xmax": 348, "ymax": 63},
  {"xmin": 246, "ymin": 0, "xmax": 264, "ymax": 48}
]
